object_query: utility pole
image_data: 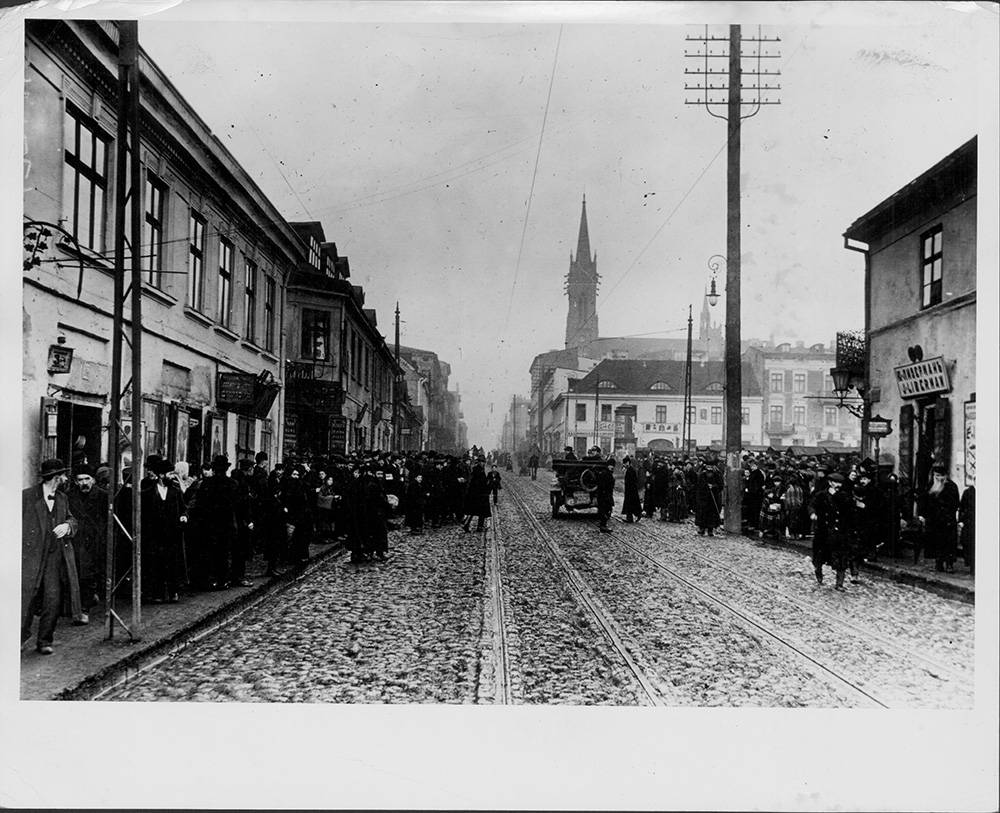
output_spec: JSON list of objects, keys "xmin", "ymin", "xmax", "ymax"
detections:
[
  {"xmin": 392, "ymin": 302, "xmax": 400, "ymax": 451},
  {"xmin": 511, "ymin": 394, "xmax": 517, "ymax": 466},
  {"xmin": 683, "ymin": 304, "xmax": 693, "ymax": 454},
  {"xmin": 685, "ymin": 23, "xmax": 781, "ymax": 534},
  {"xmin": 593, "ymin": 375, "xmax": 600, "ymax": 452},
  {"xmin": 105, "ymin": 19, "xmax": 144, "ymax": 639}
]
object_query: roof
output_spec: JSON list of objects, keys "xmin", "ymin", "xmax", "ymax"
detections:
[
  {"xmin": 569, "ymin": 359, "xmax": 762, "ymax": 397},
  {"xmin": 843, "ymin": 136, "xmax": 977, "ymax": 244}
]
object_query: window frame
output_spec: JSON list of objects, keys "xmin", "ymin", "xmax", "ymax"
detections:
[
  {"xmin": 142, "ymin": 171, "xmax": 167, "ymax": 287},
  {"xmin": 769, "ymin": 404, "xmax": 784, "ymax": 426},
  {"xmin": 654, "ymin": 405, "xmax": 668, "ymax": 423},
  {"xmin": 793, "ymin": 405, "xmax": 806, "ymax": 425},
  {"xmin": 243, "ymin": 258, "xmax": 257, "ymax": 342},
  {"xmin": 824, "ymin": 406, "xmax": 839, "ymax": 427},
  {"xmin": 710, "ymin": 405, "xmax": 722, "ymax": 425},
  {"xmin": 217, "ymin": 237, "xmax": 234, "ymax": 327},
  {"xmin": 769, "ymin": 371, "xmax": 784, "ymax": 393},
  {"xmin": 62, "ymin": 104, "xmax": 110, "ymax": 252},
  {"xmin": 263, "ymin": 275, "xmax": 276, "ymax": 352},
  {"xmin": 301, "ymin": 308, "xmax": 331, "ymax": 361},
  {"xmin": 920, "ymin": 224, "xmax": 944, "ymax": 309},
  {"xmin": 793, "ymin": 372, "xmax": 806, "ymax": 393},
  {"xmin": 575, "ymin": 403, "xmax": 587, "ymax": 423},
  {"xmin": 187, "ymin": 210, "xmax": 206, "ymax": 311}
]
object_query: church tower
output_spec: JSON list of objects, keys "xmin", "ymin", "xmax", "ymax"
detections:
[
  {"xmin": 564, "ymin": 196, "xmax": 600, "ymax": 349},
  {"xmin": 699, "ymin": 288, "xmax": 723, "ymax": 343}
]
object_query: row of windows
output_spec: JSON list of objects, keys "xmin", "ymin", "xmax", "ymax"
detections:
[
  {"xmin": 572, "ymin": 403, "xmax": 751, "ymax": 426},
  {"xmin": 767, "ymin": 405, "xmax": 839, "ymax": 426},
  {"xmin": 768, "ymin": 371, "xmax": 835, "ymax": 394},
  {"xmin": 62, "ymin": 105, "xmax": 278, "ymax": 352},
  {"xmin": 300, "ymin": 307, "xmax": 392, "ymax": 399}
]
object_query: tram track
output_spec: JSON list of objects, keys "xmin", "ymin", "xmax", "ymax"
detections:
[
  {"xmin": 505, "ymin": 481, "xmax": 677, "ymax": 706},
  {"xmin": 478, "ymin": 505, "xmax": 515, "ymax": 704},
  {"xmin": 522, "ymin": 476, "xmax": 971, "ymax": 708}
]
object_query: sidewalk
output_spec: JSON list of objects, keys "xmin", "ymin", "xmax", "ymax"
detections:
[{"xmin": 20, "ymin": 538, "xmax": 347, "ymax": 701}]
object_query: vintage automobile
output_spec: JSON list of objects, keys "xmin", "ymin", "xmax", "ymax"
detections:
[{"xmin": 549, "ymin": 458, "xmax": 614, "ymax": 518}]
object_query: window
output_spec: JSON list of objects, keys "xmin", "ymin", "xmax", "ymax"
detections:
[
  {"xmin": 263, "ymin": 276, "xmax": 276, "ymax": 351},
  {"xmin": 62, "ymin": 106, "xmax": 109, "ymax": 252},
  {"xmin": 217, "ymin": 239, "xmax": 233, "ymax": 326},
  {"xmin": 655, "ymin": 405, "xmax": 667, "ymax": 423},
  {"xmin": 823, "ymin": 374, "xmax": 834, "ymax": 393},
  {"xmin": 769, "ymin": 371, "xmax": 784, "ymax": 393},
  {"xmin": 741, "ymin": 408, "xmax": 750, "ymax": 425},
  {"xmin": 142, "ymin": 173, "xmax": 167, "ymax": 287},
  {"xmin": 142, "ymin": 399, "xmax": 167, "ymax": 458},
  {"xmin": 921, "ymin": 225, "xmax": 943, "ymax": 308},
  {"xmin": 236, "ymin": 415, "xmax": 255, "ymax": 460},
  {"xmin": 308, "ymin": 236, "xmax": 321, "ymax": 269},
  {"xmin": 793, "ymin": 405, "xmax": 806, "ymax": 425},
  {"xmin": 824, "ymin": 406, "xmax": 838, "ymax": 426},
  {"xmin": 600, "ymin": 404, "xmax": 612, "ymax": 422},
  {"xmin": 575, "ymin": 403, "xmax": 587, "ymax": 422},
  {"xmin": 699, "ymin": 408, "xmax": 707, "ymax": 421},
  {"xmin": 650, "ymin": 381, "xmax": 671, "ymax": 391},
  {"xmin": 711, "ymin": 406, "xmax": 722, "ymax": 425},
  {"xmin": 705, "ymin": 382, "xmax": 723, "ymax": 392},
  {"xmin": 687, "ymin": 405, "xmax": 697, "ymax": 423},
  {"xmin": 769, "ymin": 405, "xmax": 784, "ymax": 425},
  {"xmin": 301, "ymin": 309, "xmax": 330, "ymax": 360},
  {"xmin": 187, "ymin": 211, "xmax": 206, "ymax": 310},
  {"xmin": 243, "ymin": 259, "xmax": 257, "ymax": 341},
  {"xmin": 598, "ymin": 380, "xmax": 617, "ymax": 389},
  {"xmin": 260, "ymin": 419, "xmax": 273, "ymax": 458},
  {"xmin": 793, "ymin": 372, "xmax": 806, "ymax": 393}
]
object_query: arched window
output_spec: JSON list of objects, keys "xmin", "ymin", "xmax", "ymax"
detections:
[
  {"xmin": 598, "ymin": 380, "xmax": 617, "ymax": 389},
  {"xmin": 649, "ymin": 381, "xmax": 671, "ymax": 391},
  {"xmin": 705, "ymin": 382, "xmax": 724, "ymax": 392}
]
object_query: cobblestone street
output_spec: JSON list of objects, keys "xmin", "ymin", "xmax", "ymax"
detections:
[{"xmin": 104, "ymin": 474, "xmax": 974, "ymax": 707}]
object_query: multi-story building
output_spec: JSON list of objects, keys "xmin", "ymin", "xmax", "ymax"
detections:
[
  {"xmin": 743, "ymin": 341, "xmax": 861, "ymax": 449},
  {"xmin": 843, "ymin": 136, "xmax": 976, "ymax": 505},
  {"xmin": 501, "ymin": 396, "xmax": 532, "ymax": 457},
  {"xmin": 398, "ymin": 346, "xmax": 462, "ymax": 454},
  {"xmin": 22, "ymin": 20, "xmax": 302, "ymax": 482},
  {"xmin": 559, "ymin": 359, "xmax": 764, "ymax": 457}
]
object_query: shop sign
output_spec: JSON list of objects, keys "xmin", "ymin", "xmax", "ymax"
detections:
[
  {"xmin": 964, "ymin": 400, "xmax": 975, "ymax": 486},
  {"xmin": 329, "ymin": 415, "xmax": 348, "ymax": 450},
  {"xmin": 894, "ymin": 356, "xmax": 951, "ymax": 399},
  {"xmin": 642, "ymin": 422, "xmax": 681, "ymax": 433},
  {"xmin": 47, "ymin": 344, "xmax": 74, "ymax": 374},
  {"xmin": 218, "ymin": 371, "xmax": 282, "ymax": 419}
]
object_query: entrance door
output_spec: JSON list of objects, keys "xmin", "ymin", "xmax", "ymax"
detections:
[{"xmin": 53, "ymin": 400, "xmax": 103, "ymax": 471}]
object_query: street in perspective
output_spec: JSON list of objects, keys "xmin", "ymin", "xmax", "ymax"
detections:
[{"xmin": 19, "ymin": 10, "xmax": 985, "ymax": 718}]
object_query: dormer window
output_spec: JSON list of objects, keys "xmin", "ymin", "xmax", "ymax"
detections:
[
  {"xmin": 705, "ymin": 382, "xmax": 724, "ymax": 392},
  {"xmin": 598, "ymin": 380, "xmax": 617, "ymax": 389},
  {"xmin": 649, "ymin": 381, "xmax": 671, "ymax": 391},
  {"xmin": 308, "ymin": 236, "xmax": 321, "ymax": 269}
]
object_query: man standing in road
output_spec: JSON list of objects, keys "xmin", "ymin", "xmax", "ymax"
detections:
[
  {"xmin": 21, "ymin": 459, "xmax": 78, "ymax": 654},
  {"xmin": 528, "ymin": 452, "xmax": 540, "ymax": 481},
  {"xmin": 589, "ymin": 447, "xmax": 615, "ymax": 534},
  {"xmin": 486, "ymin": 464, "xmax": 502, "ymax": 506},
  {"xmin": 810, "ymin": 472, "xmax": 856, "ymax": 590},
  {"xmin": 918, "ymin": 464, "xmax": 960, "ymax": 573}
]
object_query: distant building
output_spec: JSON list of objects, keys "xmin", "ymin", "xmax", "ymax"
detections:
[
  {"xmin": 743, "ymin": 341, "xmax": 861, "ymax": 449},
  {"xmin": 843, "ymin": 136, "xmax": 976, "ymax": 502},
  {"xmin": 558, "ymin": 359, "xmax": 764, "ymax": 458},
  {"xmin": 398, "ymin": 346, "xmax": 463, "ymax": 454}
]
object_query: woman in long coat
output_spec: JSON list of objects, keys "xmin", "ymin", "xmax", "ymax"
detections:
[
  {"xmin": 462, "ymin": 459, "xmax": 492, "ymax": 532},
  {"xmin": 621, "ymin": 457, "xmax": 642, "ymax": 522},
  {"xmin": 694, "ymin": 461, "xmax": 723, "ymax": 536}
]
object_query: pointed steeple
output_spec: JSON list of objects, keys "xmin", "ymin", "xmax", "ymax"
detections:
[{"xmin": 575, "ymin": 194, "xmax": 591, "ymax": 263}]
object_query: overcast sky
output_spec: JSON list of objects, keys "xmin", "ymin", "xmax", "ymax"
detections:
[{"xmin": 126, "ymin": 3, "xmax": 994, "ymax": 448}]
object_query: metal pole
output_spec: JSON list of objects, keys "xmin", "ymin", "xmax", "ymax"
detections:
[
  {"xmin": 594, "ymin": 376, "xmax": 600, "ymax": 452},
  {"xmin": 392, "ymin": 302, "xmax": 400, "ymax": 452},
  {"xmin": 684, "ymin": 304, "xmax": 693, "ymax": 454},
  {"xmin": 723, "ymin": 23, "xmax": 743, "ymax": 534},
  {"xmin": 105, "ymin": 21, "xmax": 131, "ymax": 640},
  {"xmin": 126, "ymin": 22, "xmax": 143, "ymax": 637}
]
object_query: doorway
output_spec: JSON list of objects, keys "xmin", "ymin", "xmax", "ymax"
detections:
[{"xmin": 55, "ymin": 400, "xmax": 103, "ymax": 471}]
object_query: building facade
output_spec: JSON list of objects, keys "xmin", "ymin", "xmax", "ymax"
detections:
[
  {"xmin": 743, "ymin": 342, "xmax": 862, "ymax": 449},
  {"xmin": 23, "ymin": 20, "xmax": 301, "ymax": 483},
  {"xmin": 843, "ymin": 136, "xmax": 976, "ymax": 504},
  {"xmin": 558, "ymin": 359, "xmax": 764, "ymax": 458}
]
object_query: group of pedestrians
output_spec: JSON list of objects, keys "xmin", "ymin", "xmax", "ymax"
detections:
[{"xmin": 630, "ymin": 454, "xmax": 725, "ymax": 535}]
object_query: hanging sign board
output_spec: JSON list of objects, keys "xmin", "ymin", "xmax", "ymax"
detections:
[
  {"xmin": 964, "ymin": 400, "xmax": 975, "ymax": 486},
  {"xmin": 217, "ymin": 373, "xmax": 256, "ymax": 410},
  {"xmin": 47, "ymin": 344, "xmax": 74, "ymax": 374},
  {"xmin": 894, "ymin": 356, "xmax": 951, "ymax": 399}
]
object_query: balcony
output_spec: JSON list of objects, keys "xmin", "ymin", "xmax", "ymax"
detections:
[{"xmin": 767, "ymin": 423, "xmax": 795, "ymax": 436}]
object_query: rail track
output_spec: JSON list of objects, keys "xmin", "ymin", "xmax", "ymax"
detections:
[
  {"xmin": 478, "ymin": 505, "xmax": 515, "ymax": 704},
  {"xmin": 505, "ymin": 483, "xmax": 677, "ymax": 706}
]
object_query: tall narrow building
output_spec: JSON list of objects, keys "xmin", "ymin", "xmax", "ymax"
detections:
[{"xmin": 564, "ymin": 196, "xmax": 600, "ymax": 349}]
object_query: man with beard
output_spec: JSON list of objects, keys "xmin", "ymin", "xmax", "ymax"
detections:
[
  {"xmin": 852, "ymin": 467, "xmax": 883, "ymax": 564},
  {"xmin": 186, "ymin": 455, "xmax": 240, "ymax": 589},
  {"xmin": 810, "ymin": 473, "xmax": 856, "ymax": 589},
  {"xmin": 68, "ymin": 464, "xmax": 108, "ymax": 613},
  {"xmin": 140, "ymin": 455, "xmax": 187, "ymax": 603},
  {"xmin": 918, "ymin": 464, "xmax": 960, "ymax": 573},
  {"xmin": 279, "ymin": 464, "xmax": 312, "ymax": 565}
]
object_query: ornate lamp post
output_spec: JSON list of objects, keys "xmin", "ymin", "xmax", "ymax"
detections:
[{"xmin": 866, "ymin": 414, "xmax": 893, "ymax": 468}]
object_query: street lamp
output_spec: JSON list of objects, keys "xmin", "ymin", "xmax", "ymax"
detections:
[
  {"xmin": 829, "ymin": 365, "xmax": 866, "ymax": 420},
  {"xmin": 867, "ymin": 413, "xmax": 893, "ymax": 467},
  {"xmin": 706, "ymin": 253, "xmax": 742, "ymax": 534}
]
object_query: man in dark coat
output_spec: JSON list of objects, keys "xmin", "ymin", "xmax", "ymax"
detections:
[
  {"xmin": 694, "ymin": 460, "xmax": 723, "ymax": 536},
  {"xmin": 621, "ymin": 456, "xmax": 642, "ymax": 523},
  {"xmin": 744, "ymin": 458, "xmax": 765, "ymax": 531},
  {"xmin": 918, "ymin": 464, "xmax": 960, "ymax": 573},
  {"xmin": 230, "ymin": 459, "xmax": 256, "ymax": 587},
  {"xmin": 22, "ymin": 459, "xmax": 79, "ymax": 654},
  {"xmin": 405, "ymin": 472, "xmax": 428, "ymax": 537},
  {"xmin": 592, "ymin": 451, "xmax": 615, "ymax": 533},
  {"xmin": 810, "ymin": 473, "xmax": 856, "ymax": 589},
  {"xmin": 852, "ymin": 469, "xmax": 883, "ymax": 563},
  {"xmin": 359, "ymin": 469, "xmax": 390, "ymax": 561},
  {"xmin": 251, "ymin": 452, "xmax": 284, "ymax": 576},
  {"xmin": 486, "ymin": 465, "xmax": 502, "ymax": 505},
  {"xmin": 140, "ymin": 455, "xmax": 187, "ymax": 603},
  {"xmin": 528, "ymin": 453, "xmax": 540, "ymax": 481},
  {"xmin": 278, "ymin": 464, "xmax": 312, "ymax": 564},
  {"xmin": 186, "ymin": 455, "xmax": 241, "ymax": 588},
  {"xmin": 959, "ymin": 483, "xmax": 975, "ymax": 576},
  {"xmin": 462, "ymin": 458, "xmax": 492, "ymax": 532},
  {"xmin": 67, "ymin": 463, "xmax": 107, "ymax": 612}
]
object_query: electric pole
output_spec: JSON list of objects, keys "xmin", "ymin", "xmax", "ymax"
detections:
[
  {"xmin": 683, "ymin": 304, "xmax": 693, "ymax": 454},
  {"xmin": 105, "ymin": 19, "xmax": 144, "ymax": 639},
  {"xmin": 392, "ymin": 302, "xmax": 400, "ymax": 451},
  {"xmin": 685, "ymin": 23, "xmax": 781, "ymax": 534}
]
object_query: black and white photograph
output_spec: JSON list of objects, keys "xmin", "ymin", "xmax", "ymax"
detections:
[{"xmin": 2, "ymin": 1, "xmax": 997, "ymax": 809}]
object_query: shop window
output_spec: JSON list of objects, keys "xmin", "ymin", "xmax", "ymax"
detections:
[
  {"xmin": 920, "ymin": 225, "xmax": 943, "ymax": 309},
  {"xmin": 62, "ymin": 105, "xmax": 109, "ymax": 252},
  {"xmin": 236, "ymin": 415, "xmax": 255, "ymax": 461},
  {"xmin": 142, "ymin": 399, "xmax": 167, "ymax": 458}
]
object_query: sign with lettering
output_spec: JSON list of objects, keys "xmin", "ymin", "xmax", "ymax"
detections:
[
  {"xmin": 642, "ymin": 422, "xmax": 681, "ymax": 433},
  {"xmin": 217, "ymin": 373, "xmax": 256, "ymax": 409},
  {"xmin": 894, "ymin": 356, "xmax": 951, "ymax": 399},
  {"xmin": 47, "ymin": 344, "xmax": 74, "ymax": 374},
  {"xmin": 329, "ymin": 415, "xmax": 348, "ymax": 451},
  {"xmin": 964, "ymin": 400, "xmax": 975, "ymax": 486}
]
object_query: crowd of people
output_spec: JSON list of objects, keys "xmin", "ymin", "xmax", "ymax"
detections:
[{"xmin": 21, "ymin": 446, "xmax": 502, "ymax": 655}]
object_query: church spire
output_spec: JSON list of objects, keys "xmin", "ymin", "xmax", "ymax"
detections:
[{"xmin": 574, "ymin": 194, "xmax": 591, "ymax": 263}]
